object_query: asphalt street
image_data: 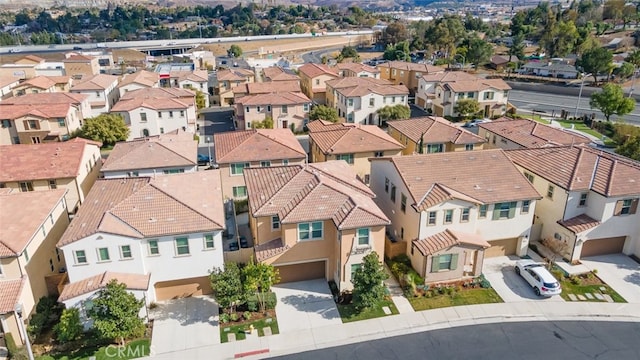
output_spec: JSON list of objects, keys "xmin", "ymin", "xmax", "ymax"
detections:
[
  {"xmin": 301, "ymin": 47, "xmax": 342, "ymax": 63},
  {"xmin": 270, "ymin": 321, "xmax": 640, "ymax": 360}
]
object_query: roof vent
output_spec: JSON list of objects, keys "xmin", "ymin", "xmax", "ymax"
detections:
[
  {"xmin": 415, "ymin": 176, "xmax": 422, "ymax": 181},
  {"xmin": 321, "ymin": 195, "xmax": 329, "ymax": 199},
  {"xmin": 468, "ymin": 156, "xmax": 475, "ymax": 160},
  {"xmin": 474, "ymin": 184, "xmax": 481, "ymax": 190},
  {"xmin": 416, "ymin": 160, "xmax": 424, "ymax": 164},
  {"xmin": 149, "ymin": 218, "xmax": 157, "ymax": 222}
]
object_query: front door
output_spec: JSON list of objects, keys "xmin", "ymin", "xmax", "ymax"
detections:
[
  {"xmin": 282, "ymin": 120, "xmax": 288, "ymax": 129},
  {"xmin": 484, "ymin": 105, "xmax": 490, "ymax": 118}
]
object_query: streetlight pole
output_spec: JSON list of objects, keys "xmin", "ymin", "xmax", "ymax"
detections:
[
  {"xmin": 206, "ymin": 136, "xmax": 212, "ymax": 167},
  {"xmin": 14, "ymin": 304, "xmax": 35, "ymax": 360},
  {"xmin": 574, "ymin": 73, "xmax": 592, "ymax": 119},
  {"xmin": 629, "ymin": 66, "xmax": 637, "ymax": 98}
]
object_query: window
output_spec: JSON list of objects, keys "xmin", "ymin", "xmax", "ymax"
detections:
[
  {"xmin": 461, "ymin": 208, "xmax": 470, "ymax": 222},
  {"xmin": 246, "ymin": 106, "xmax": 250, "ymax": 113},
  {"xmin": 374, "ymin": 151, "xmax": 384, "ymax": 157},
  {"xmin": 1, "ymin": 120, "xmax": 11, "ymax": 128},
  {"xmin": 348, "ymin": 99, "xmax": 354, "ymax": 107},
  {"xmin": 400, "ymin": 194, "xmax": 407, "ymax": 213},
  {"xmin": 204, "ymin": 234, "xmax": 215, "ymax": 249},
  {"xmin": 298, "ymin": 221, "xmax": 323, "ymax": 241},
  {"xmin": 158, "ymin": 111, "xmax": 162, "ymax": 118},
  {"xmin": 169, "ymin": 111, "xmax": 174, "ymax": 118},
  {"xmin": 160, "ymin": 127, "xmax": 164, "ymax": 134},
  {"xmin": 180, "ymin": 110, "xmax": 185, "ymax": 117},
  {"xmin": 385, "ymin": 178, "xmax": 389, "ymax": 193},
  {"xmin": 615, "ymin": 198, "xmax": 638, "ymax": 216},
  {"xmin": 357, "ymin": 228, "xmax": 370, "ymax": 246},
  {"xmin": 163, "ymin": 169, "xmax": 185, "ymax": 174},
  {"xmin": 579, "ymin": 193, "xmax": 588, "ymax": 207},
  {"xmin": 272, "ymin": 215, "xmax": 280, "ymax": 230},
  {"xmin": 140, "ymin": 113, "xmax": 147, "ymax": 122},
  {"xmin": 444, "ymin": 209, "xmax": 453, "ymax": 224},
  {"xmin": 27, "ymin": 120, "xmax": 39, "ymax": 130},
  {"xmin": 97, "ymin": 247, "xmax": 110, "ymax": 262},
  {"xmin": 428, "ymin": 211, "xmax": 437, "ymax": 225},
  {"xmin": 120, "ymin": 245, "xmax": 132, "ymax": 259},
  {"xmin": 390, "ymin": 183, "xmax": 396, "ymax": 203},
  {"xmin": 467, "ymin": 92, "xmax": 474, "ymax": 98},
  {"xmin": 350, "ymin": 263, "xmax": 362, "ymax": 281},
  {"xmin": 524, "ymin": 172, "xmax": 534, "ymax": 183},
  {"xmin": 483, "ymin": 91, "xmax": 495, "ymax": 100},
  {"xmin": 431, "ymin": 254, "xmax": 458, "ymax": 272},
  {"xmin": 260, "ymin": 161, "xmax": 271, "ymax": 167},
  {"xmin": 303, "ymin": 103, "xmax": 309, "ymax": 111},
  {"xmin": 427, "ymin": 144, "xmax": 443, "ymax": 153},
  {"xmin": 230, "ymin": 162, "xmax": 250, "ymax": 176},
  {"xmin": 282, "ymin": 159, "xmax": 289, "ymax": 165},
  {"xmin": 175, "ymin": 237, "xmax": 190, "ymax": 255},
  {"xmin": 336, "ymin": 153, "xmax": 354, "ymax": 164},
  {"xmin": 522, "ymin": 200, "xmax": 531, "ymax": 214},
  {"xmin": 74, "ymin": 250, "xmax": 87, "ymax": 264},
  {"xmin": 48, "ymin": 179, "xmax": 57, "ymax": 189},
  {"xmin": 369, "ymin": 98, "xmax": 375, "ymax": 106},
  {"xmin": 465, "ymin": 144, "xmax": 474, "ymax": 151},
  {"xmin": 148, "ymin": 240, "xmax": 159, "ymax": 255},
  {"xmin": 492, "ymin": 202, "xmax": 517, "ymax": 220},
  {"xmin": 315, "ymin": 79, "xmax": 320, "ymax": 85},
  {"xmin": 24, "ymin": 249, "xmax": 29, "ymax": 262},
  {"xmin": 347, "ymin": 113, "xmax": 354, "ymax": 123},
  {"xmin": 41, "ymin": 225, "xmax": 46, "ymax": 236},
  {"xmin": 19, "ymin": 182, "xmax": 33, "ymax": 192},
  {"xmin": 233, "ymin": 186, "xmax": 247, "ymax": 198},
  {"xmin": 267, "ymin": 105, "xmax": 271, "ymax": 112},
  {"xmin": 547, "ymin": 185, "xmax": 554, "ymax": 199},
  {"xmin": 57, "ymin": 118, "xmax": 66, "ymax": 127},
  {"xmin": 281, "ymin": 105, "xmax": 288, "ymax": 113}
]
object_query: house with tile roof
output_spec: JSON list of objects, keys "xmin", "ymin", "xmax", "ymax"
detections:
[
  {"xmin": 520, "ymin": 61, "xmax": 579, "ymax": 79},
  {"xmin": 387, "ymin": 116, "xmax": 486, "ymax": 155},
  {"xmin": 0, "ymin": 77, "xmax": 20, "ymax": 100},
  {"xmin": 11, "ymin": 75, "xmax": 72, "ymax": 96},
  {"xmin": 298, "ymin": 63, "xmax": 339, "ymax": 105},
  {"xmin": 377, "ymin": 61, "xmax": 445, "ymax": 94},
  {"xmin": 70, "ymin": 74, "xmax": 120, "ymax": 117},
  {"xmin": 111, "ymin": 88, "xmax": 197, "ymax": 140},
  {"xmin": 0, "ymin": 55, "xmax": 45, "ymax": 80},
  {"xmin": 244, "ymin": 161, "xmax": 390, "ymax": 291},
  {"xmin": 0, "ymin": 138, "xmax": 102, "ymax": 212},
  {"xmin": 478, "ymin": 117, "xmax": 592, "ymax": 150},
  {"xmin": 231, "ymin": 80, "xmax": 301, "ymax": 98},
  {"xmin": 213, "ymin": 129, "xmax": 306, "ymax": 200},
  {"xmin": 261, "ymin": 66, "xmax": 300, "ymax": 82},
  {"xmin": 308, "ymin": 120, "xmax": 403, "ymax": 184},
  {"xmin": 57, "ymin": 171, "xmax": 225, "ymax": 303},
  {"xmin": 212, "ymin": 68, "xmax": 255, "ymax": 106},
  {"xmin": 118, "ymin": 70, "xmax": 160, "ymax": 97},
  {"xmin": 506, "ymin": 146, "xmax": 640, "ymax": 262},
  {"xmin": 101, "ymin": 129, "xmax": 197, "ymax": 178},
  {"xmin": 0, "ymin": 92, "xmax": 91, "ymax": 145},
  {"xmin": 234, "ymin": 91, "xmax": 312, "ymax": 131},
  {"xmin": 0, "ymin": 189, "xmax": 69, "ymax": 345},
  {"xmin": 335, "ymin": 63, "xmax": 380, "ymax": 79},
  {"xmin": 325, "ymin": 77, "xmax": 409, "ymax": 126},
  {"xmin": 154, "ymin": 66, "xmax": 209, "ymax": 108},
  {"xmin": 415, "ymin": 71, "xmax": 478, "ymax": 109},
  {"xmin": 62, "ymin": 53, "xmax": 100, "ymax": 80},
  {"xmin": 370, "ymin": 149, "xmax": 541, "ymax": 283},
  {"xmin": 427, "ymin": 74, "xmax": 511, "ymax": 118}
]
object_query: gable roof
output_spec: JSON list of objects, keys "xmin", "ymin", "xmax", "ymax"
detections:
[
  {"xmin": 479, "ymin": 117, "xmax": 591, "ymax": 148},
  {"xmin": 308, "ymin": 120, "xmax": 403, "ymax": 155},
  {"xmin": 0, "ymin": 277, "xmax": 25, "ymax": 314},
  {"xmin": 120, "ymin": 87, "xmax": 195, "ymax": 101},
  {"xmin": 58, "ymin": 171, "xmax": 225, "ymax": 247},
  {"xmin": 0, "ymin": 138, "xmax": 101, "ymax": 183},
  {"xmin": 0, "ymin": 189, "xmax": 67, "ymax": 258},
  {"xmin": 0, "ymin": 103, "xmax": 74, "ymax": 120},
  {"xmin": 326, "ymin": 76, "xmax": 392, "ymax": 89},
  {"xmin": 17, "ymin": 75, "xmax": 71, "ymax": 90},
  {"xmin": 102, "ymin": 130, "xmax": 197, "ymax": 172},
  {"xmin": 262, "ymin": 67, "xmax": 299, "ymax": 82},
  {"xmin": 378, "ymin": 61, "xmax": 444, "ymax": 73},
  {"xmin": 232, "ymin": 80, "xmax": 300, "ymax": 95},
  {"xmin": 216, "ymin": 68, "xmax": 254, "ymax": 81},
  {"xmin": 112, "ymin": 87, "xmax": 195, "ymax": 112},
  {"xmin": 1, "ymin": 92, "xmax": 88, "ymax": 106},
  {"xmin": 118, "ymin": 70, "xmax": 159, "ymax": 88},
  {"xmin": 443, "ymin": 78, "xmax": 511, "ymax": 92},
  {"xmin": 505, "ymin": 146, "xmax": 640, "ymax": 197},
  {"xmin": 388, "ymin": 116, "xmax": 485, "ymax": 146},
  {"xmin": 421, "ymin": 71, "xmax": 478, "ymax": 83},
  {"xmin": 335, "ymin": 62, "xmax": 380, "ymax": 74},
  {"xmin": 71, "ymin": 74, "xmax": 119, "ymax": 91},
  {"xmin": 372, "ymin": 149, "xmax": 541, "ymax": 211},
  {"xmin": 63, "ymin": 54, "xmax": 95, "ymax": 62},
  {"xmin": 170, "ymin": 69, "xmax": 208, "ymax": 83},
  {"xmin": 235, "ymin": 91, "xmax": 310, "ymax": 106},
  {"xmin": 557, "ymin": 214, "xmax": 601, "ymax": 234},
  {"xmin": 59, "ymin": 272, "xmax": 150, "ymax": 302},
  {"xmin": 298, "ymin": 63, "xmax": 339, "ymax": 78},
  {"xmin": 213, "ymin": 129, "xmax": 306, "ymax": 164},
  {"xmin": 244, "ymin": 161, "xmax": 389, "ymax": 230},
  {"xmin": 413, "ymin": 229, "xmax": 491, "ymax": 256}
]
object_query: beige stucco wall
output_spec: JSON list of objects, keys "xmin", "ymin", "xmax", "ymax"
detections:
[
  {"xmin": 64, "ymin": 59, "xmax": 100, "ymax": 79},
  {"xmin": 220, "ymin": 158, "xmax": 305, "ymax": 200},
  {"xmin": 388, "ymin": 128, "xmax": 485, "ymax": 155},
  {"xmin": 0, "ymin": 65, "xmax": 36, "ymax": 80},
  {"xmin": 478, "ymin": 128, "xmax": 526, "ymax": 150},
  {"xmin": 409, "ymin": 244, "xmax": 483, "ymax": 283},
  {"xmin": 265, "ymin": 221, "xmax": 335, "ymax": 271},
  {"xmin": 254, "ymin": 216, "xmax": 282, "ymax": 246},
  {"xmin": 336, "ymin": 226, "xmax": 385, "ymax": 291}
]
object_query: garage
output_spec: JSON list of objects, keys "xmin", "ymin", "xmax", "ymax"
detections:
[
  {"xmin": 484, "ymin": 238, "xmax": 518, "ymax": 258},
  {"xmin": 154, "ymin": 276, "xmax": 212, "ymax": 301},
  {"xmin": 580, "ymin": 236, "xmax": 626, "ymax": 258},
  {"xmin": 276, "ymin": 261, "xmax": 326, "ymax": 284}
]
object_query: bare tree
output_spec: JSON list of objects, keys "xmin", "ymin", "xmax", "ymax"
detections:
[{"xmin": 541, "ymin": 237, "xmax": 569, "ymax": 269}]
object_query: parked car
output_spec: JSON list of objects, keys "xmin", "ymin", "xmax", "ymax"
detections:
[
  {"xmin": 73, "ymin": 46, "xmax": 83, "ymax": 50},
  {"xmin": 8, "ymin": 48, "xmax": 21, "ymax": 53},
  {"xmin": 515, "ymin": 259, "xmax": 562, "ymax": 297},
  {"xmin": 229, "ymin": 242, "xmax": 239, "ymax": 251},
  {"xmin": 239, "ymin": 235, "xmax": 249, "ymax": 248},
  {"xmin": 462, "ymin": 118, "xmax": 492, "ymax": 128},
  {"xmin": 197, "ymin": 154, "xmax": 210, "ymax": 166}
]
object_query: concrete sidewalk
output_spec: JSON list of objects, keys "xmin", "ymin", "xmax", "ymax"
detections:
[{"xmin": 147, "ymin": 300, "xmax": 640, "ymax": 360}]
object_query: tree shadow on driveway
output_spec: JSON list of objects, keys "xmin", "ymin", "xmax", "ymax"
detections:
[{"xmin": 151, "ymin": 296, "xmax": 219, "ymax": 326}]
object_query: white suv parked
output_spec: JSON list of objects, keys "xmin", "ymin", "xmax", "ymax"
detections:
[{"xmin": 515, "ymin": 259, "xmax": 562, "ymax": 297}]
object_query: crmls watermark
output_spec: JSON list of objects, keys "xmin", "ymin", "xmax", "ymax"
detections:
[{"xmin": 105, "ymin": 344, "xmax": 156, "ymax": 358}]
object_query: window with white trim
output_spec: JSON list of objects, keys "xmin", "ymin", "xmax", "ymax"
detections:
[
  {"xmin": 579, "ymin": 193, "xmax": 588, "ymax": 207},
  {"xmin": 74, "ymin": 250, "xmax": 87, "ymax": 264},
  {"xmin": 547, "ymin": 185, "xmax": 554, "ymax": 199},
  {"xmin": 230, "ymin": 163, "xmax": 250, "ymax": 176},
  {"xmin": 175, "ymin": 237, "xmax": 190, "ymax": 255},
  {"xmin": 298, "ymin": 221, "xmax": 323, "ymax": 241},
  {"xmin": 350, "ymin": 263, "xmax": 362, "ymax": 282},
  {"xmin": 204, "ymin": 234, "xmax": 215, "ymax": 249},
  {"xmin": 336, "ymin": 153, "xmax": 354, "ymax": 164},
  {"xmin": 120, "ymin": 245, "xmax": 132, "ymax": 259},
  {"xmin": 272, "ymin": 215, "xmax": 280, "ymax": 230},
  {"xmin": 356, "ymin": 228, "xmax": 370, "ymax": 246},
  {"xmin": 428, "ymin": 211, "xmax": 437, "ymax": 225},
  {"xmin": 444, "ymin": 209, "xmax": 453, "ymax": 224},
  {"xmin": 461, "ymin": 208, "xmax": 470, "ymax": 222},
  {"xmin": 233, "ymin": 186, "xmax": 247, "ymax": 198},
  {"xmin": 522, "ymin": 200, "xmax": 531, "ymax": 214},
  {"xmin": 97, "ymin": 247, "xmax": 110, "ymax": 262},
  {"xmin": 148, "ymin": 240, "xmax": 159, "ymax": 256}
]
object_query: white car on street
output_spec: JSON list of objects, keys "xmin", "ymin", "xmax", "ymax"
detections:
[{"xmin": 515, "ymin": 259, "xmax": 562, "ymax": 297}]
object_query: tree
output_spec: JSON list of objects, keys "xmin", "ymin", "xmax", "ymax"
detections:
[
  {"xmin": 577, "ymin": 47, "xmax": 613, "ymax": 85},
  {"xmin": 381, "ymin": 22, "xmax": 408, "ymax": 46},
  {"xmin": 210, "ymin": 262, "xmax": 245, "ymax": 314},
  {"xmin": 340, "ymin": 46, "xmax": 358, "ymax": 59},
  {"xmin": 352, "ymin": 252, "xmax": 388, "ymax": 312},
  {"xmin": 251, "ymin": 116, "xmax": 274, "ymax": 129},
  {"xmin": 454, "ymin": 99, "xmax": 481, "ymax": 120},
  {"xmin": 627, "ymin": 50, "xmax": 640, "ymax": 68},
  {"xmin": 79, "ymin": 114, "xmax": 129, "ymax": 147},
  {"xmin": 589, "ymin": 84, "xmax": 636, "ymax": 122},
  {"xmin": 614, "ymin": 62, "xmax": 635, "ymax": 80},
  {"xmin": 616, "ymin": 136, "xmax": 640, "ymax": 161},
  {"xmin": 508, "ymin": 33, "xmax": 525, "ymax": 62},
  {"xmin": 383, "ymin": 41, "xmax": 411, "ymax": 62},
  {"xmin": 309, "ymin": 105, "xmax": 339, "ymax": 122},
  {"xmin": 54, "ymin": 308, "xmax": 83, "ymax": 344},
  {"xmin": 195, "ymin": 89, "xmax": 207, "ymax": 110},
  {"xmin": 541, "ymin": 237, "xmax": 569, "ymax": 269},
  {"xmin": 465, "ymin": 37, "xmax": 493, "ymax": 70},
  {"xmin": 243, "ymin": 258, "xmax": 280, "ymax": 314},
  {"xmin": 228, "ymin": 44, "xmax": 243, "ymax": 58},
  {"xmin": 88, "ymin": 280, "xmax": 145, "ymax": 346},
  {"xmin": 377, "ymin": 104, "xmax": 410, "ymax": 125}
]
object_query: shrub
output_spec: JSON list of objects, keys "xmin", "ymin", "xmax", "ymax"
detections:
[
  {"xmin": 591, "ymin": 269, "xmax": 598, "ymax": 275},
  {"xmin": 149, "ymin": 302, "xmax": 159, "ymax": 310},
  {"xmin": 230, "ymin": 313, "xmax": 239, "ymax": 322},
  {"xmin": 54, "ymin": 308, "xmax": 83, "ymax": 344},
  {"xmin": 478, "ymin": 275, "xmax": 491, "ymax": 289},
  {"xmin": 246, "ymin": 292, "xmax": 277, "ymax": 311},
  {"xmin": 243, "ymin": 311, "xmax": 252, "ymax": 321},
  {"xmin": 219, "ymin": 313, "xmax": 230, "ymax": 324},
  {"xmin": 234, "ymin": 199, "xmax": 249, "ymax": 214},
  {"xmin": 551, "ymin": 269, "xmax": 565, "ymax": 281},
  {"xmin": 570, "ymin": 275, "xmax": 581, "ymax": 285},
  {"xmin": 36, "ymin": 296, "xmax": 57, "ymax": 314}
]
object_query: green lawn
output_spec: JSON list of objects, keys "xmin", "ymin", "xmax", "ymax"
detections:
[
  {"xmin": 337, "ymin": 299, "xmax": 399, "ymax": 323},
  {"xmin": 559, "ymin": 279, "xmax": 626, "ymax": 303},
  {"xmin": 35, "ymin": 339, "xmax": 150, "ymax": 360},
  {"xmin": 408, "ymin": 288, "xmax": 503, "ymax": 311},
  {"xmin": 220, "ymin": 317, "xmax": 279, "ymax": 343}
]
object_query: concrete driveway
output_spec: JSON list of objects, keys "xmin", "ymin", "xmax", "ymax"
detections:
[
  {"xmin": 272, "ymin": 279, "xmax": 342, "ymax": 333},
  {"xmin": 581, "ymin": 254, "xmax": 640, "ymax": 303},
  {"xmin": 483, "ymin": 256, "xmax": 565, "ymax": 302},
  {"xmin": 151, "ymin": 296, "xmax": 220, "ymax": 354}
]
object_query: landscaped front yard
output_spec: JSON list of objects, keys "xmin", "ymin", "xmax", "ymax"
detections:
[
  {"xmin": 220, "ymin": 315, "xmax": 279, "ymax": 343},
  {"xmin": 337, "ymin": 299, "xmax": 399, "ymax": 323},
  {"xmin": 35, "ymin": 338, "xmax": 151, "ymax": 360},
  {"xmin": 557, "ymin": 271, "xmax": 626, "ymax": 303},
  {"xmin": 408, "ymin": 287, "xmax": 503, "ymax": 311}
]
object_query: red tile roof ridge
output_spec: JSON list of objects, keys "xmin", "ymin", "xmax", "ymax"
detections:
[{"xmin": 149, "ymin": 181, "xmax": 224, "ymax": 228}]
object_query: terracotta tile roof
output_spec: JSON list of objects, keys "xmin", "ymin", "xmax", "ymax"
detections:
[
  {"xmin": 255, "ymin": 238, "xmax": 289, "ymax": 262},
  {"xmin": 20, "ymin": 55, "xmax": 44, "ymax": 63},
  {"xmin": 1, "ymin": 92, "xmax": 88, "ymax": 106},
  {"xmin": 558, "ymin": 214, "xmax": 601, "ymax": 234},
  {"xmin": 372, "ymin": 149, "xmax": 541, "ymax": 211},
  {"xmin": 505, "ymin": 146, "xmax": 640, "ymax": 197},
  {"xmin": 262, "ymin": 67, "xmax": 299, "ymax": 82},
  {"xmin": 170, "ymin": 70, "xmax": 208, "ymax": 82},
  {"xmin": 378, "ymin": 61, "xmax": 445, "ymax": 73},
  {"xmin": 71, "ymin": 74, "xmax": 119, "ymax": 91},
  {"xmin": 232, "ymin": 81, "xmax": 300, "ymax": 95},
  {"xmin": 308, "ymin": 120, "xmax": 403, "ymax": 155},
  {"xmin": 59, "ymin": 271, "xmax": 150, "ymax": 302},
  {"xmin": 413, "ymin": 229, "xmax": 491, "ymax": 256},
  {"xmin": 63, "ymin": 54, "xmax": 94, "ymax": 62},
  {"xmin": 216, "ymin": 68, "xmax": 254, "ymax": 81},
  {"xmin": 339, "ymin": 83, "xmax": 409, "ymax": 97},
  {"xmin": 0, "ymin": 138, "xmax": 101, "ymax": 183},
  {"xmin": 118, "ymin": 70, "xmax": 159, "ymax": 88},
  {"xmin": 335, "ymin": 62, "xmax": 380, "ymax": 74},
  {"xmin": 244, "ymin": 161, "xmax": 389, "ymax": 230},
  {"xmin": 18, "ymin": 75, "xmax": 70, "ymax": 89},
  {"xmin": 0, "ymin": 77, "xmax": 19, "ymax": 88},
  {"xmin": 120, "ymin": 87, "xmax": 195, "ymax": 101},
  {"xmin": 444, "ymin": 78, "xmax": 511, "ymax": 92},
  {"xmin": 0, "ymin": 277, "xmax": 25, "ymax": 314},
  {"xmin": 480, "ymin": 117, "xmax": 591, "ymax": 148},
  {"xmin": 0, "ymin": 103, "xmax": 73, "ymax": 120},
  {"xmin": 0, "ymin": 189, "xmax": 67, "ymax": 258},
  {"xmin": 213, "ymin": 129, "xmax": 306, "ymax": 164},
  {"xmin": 58, "ymin": 171, "xmax": 225, "ymax": 247},
  {"xmin": 235, "ymin": 91, "xmax": 310, "ymax": 106},
  {"xmin": 388, "ymin": 116, "xmax": 485, "ymax": 146},
  {"xmin": 102, "ymin": 130, "xmax": 197, "ymax": 172},
  {"xmin": 326, "ymin": 76, "xmax": 392, "ymax": 90},
  {"xmin": 111, "ymin": 97, "xmax": 190, "ymax": 111},
  {"xmin": 298, "ymin": 63, "xmax": 338, "ymax": 78},
  {"xmin": 421, "ymin": 71, "xmax": 478, "ymax": 83}
]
